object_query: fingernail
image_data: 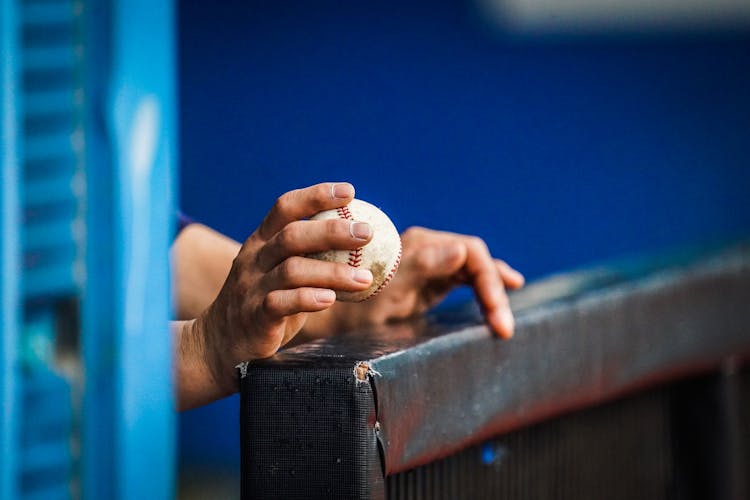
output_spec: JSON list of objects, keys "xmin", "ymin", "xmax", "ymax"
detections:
[
  {"xmin": 353, "ymin": 269, "xmax": 373, "ymax": 284},
  {"xmin": 350, "ymin": 221, "xmax": 372, "ymax": 240},
  {"xmin": 332, "ymin": 183, "xmax": 354, "ymax": 199},
  {"xmin": 315, "ymin": 289, "xmax": 336, "ymax": 304}
]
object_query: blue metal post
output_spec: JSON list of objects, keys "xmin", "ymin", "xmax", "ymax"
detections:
[
  {"xmin": 82, "ymin": 0, "xmax": 176, "ymax": 496},
  {"xmin": 0, "ymin": 0, "xmax": 21, "ymax": 497},
  {"xmin": 109, "ymin": 0, "xmax": 177, "ymax": 497}
]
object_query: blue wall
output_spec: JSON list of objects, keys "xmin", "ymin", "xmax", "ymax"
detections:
[{"xmin": 178, "ymin": 0, "xmax": 750, "ymax": 467}]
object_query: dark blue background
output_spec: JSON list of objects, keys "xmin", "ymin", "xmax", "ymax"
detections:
[{"xmin": 178, "ymin": 0, "xmax": 750, "ymax": 468}]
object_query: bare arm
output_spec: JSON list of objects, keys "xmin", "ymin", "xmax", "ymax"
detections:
[{"xmin": 170, "ymin": 223, "xmax": 240, "ymax": 320}]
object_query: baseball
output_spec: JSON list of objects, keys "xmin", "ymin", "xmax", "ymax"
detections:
[{"xmin": 309, "ymin": 199, "xmax": 402, "ymax": 302}]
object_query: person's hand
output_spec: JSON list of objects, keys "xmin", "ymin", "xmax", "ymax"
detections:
[
  {"xmin": 180, "ymin": 182, "xmax": 376, "ymax": 406},
  {"xmin": 313, "ymin": 226, "xmax": 524, "ymax": 339}
]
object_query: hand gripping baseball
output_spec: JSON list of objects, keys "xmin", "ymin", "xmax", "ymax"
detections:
[
  {"xmin": 308, "ymin": 199, "xmax": 402, "ymax": 302},
  {"xmin": 194, "ymin": 182, "xmax": 374, "ymax": 395}
]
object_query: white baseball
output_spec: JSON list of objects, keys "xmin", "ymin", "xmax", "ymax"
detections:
[{"xmin": 309, "ymin": 199, "xmax": 402, "ymax": 302}]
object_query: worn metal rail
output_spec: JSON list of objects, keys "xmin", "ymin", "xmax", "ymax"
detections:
[{"xmin": 240, "ymin": 243, "xmax": 750, "ymax": 499}]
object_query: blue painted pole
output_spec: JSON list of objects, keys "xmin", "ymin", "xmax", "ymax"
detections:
[
  {"xmin": 81, "ymin": 0, "xmax": 176, "ymax": 496},
  {"xmin": 0, "ymin": 0, "xmax": 21, "ymax": 497},
  {"xmin": 109, "ymin": 0, "xmax": 177, "ymax": 496}
]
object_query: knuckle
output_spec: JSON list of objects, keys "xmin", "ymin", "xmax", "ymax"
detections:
[
  {"xmin": 278, "ymin": 257, "xmax": 303, "ymax": 283},
  {"xmin": 276, "ymin": 224, "xmax": 299, "ymax": 251},
  {"xmin": 309, "ymin": 185, "xmax": 330, "ymax": 210},
  {"xmin": 274, "ymin": 190, "xmax": 298, "ymax": 214},
  {"xmin": 230, "ymin": 257, "xmax": 251, "ymax": 286},
  {"xmin": 262, "ymin": 291, "xmax": 282, "ymax": 314},
  {"xmin": 413, "ymin": 248, "xmax": 434, "ymax": 271},
  {"xmin": 334, "ymin": 263, "xmax": 353, "ymax": 281},
  {"xmin": 236, "ymin": 269, "xmax": 252, "ymax": 292},
  {"xmin": 328, "ymin": 219, "xmax": 349, "ymax": 239},
  {"xmin": 402, "ymin": 226, "xmax": 425, "ymax": 240},
  {"xmin": 467, "ymin": 235, "xmax": 488, "ymax": 252},
  {"xmin": 273, "ymin": 195, "xmax": 288, "ymax": 214}
]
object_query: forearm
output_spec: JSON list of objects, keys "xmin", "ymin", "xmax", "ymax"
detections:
[
  {"xmin": 173, "ymin": 318, "xmax": 236, "ymax": 411},
  {"xmin": 171, "ymin": 223, "xmax": 240, "ymax": 319}
]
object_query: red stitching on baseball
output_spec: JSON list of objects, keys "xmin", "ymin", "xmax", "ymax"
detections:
[
  {"xmin": 366, "ymin": 243, "xmax": 402, "ymax": 300},
  {"xmin": 337, "ymin": 205, "xmax": 361, "ymax": 267},
  {"xmin": 337, "ymin": 206, "xmax": 353, "ymax": 220},
  {"xmin": 335, "ymin": 203, "xmax": 400, "ymax": 297},
  {"xmin": 348, "ymin": 247, "xmax": 363, "ymax": 267}
]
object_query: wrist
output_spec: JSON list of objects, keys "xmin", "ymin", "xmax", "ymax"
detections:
[
  {"xmin": 174, "ymin": 317, "xmax": 234, "ymax": 410},
  {"xmin": 192, "ymin": 311, "xmax": 239, "ymax": 397}
]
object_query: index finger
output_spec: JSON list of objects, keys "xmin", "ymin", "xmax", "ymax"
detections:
[
  {"xmin": 256, "ymin": 182, "xmax": 355, "ymax": 241},
  {"xmin": 462, "ymin": 237, "xmax": 515, "ymax": 339}
]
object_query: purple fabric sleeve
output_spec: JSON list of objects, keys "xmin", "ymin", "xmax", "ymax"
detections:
[{"xmin": 176, "ymin": 211, "xmax": 195, "ymax": 237}]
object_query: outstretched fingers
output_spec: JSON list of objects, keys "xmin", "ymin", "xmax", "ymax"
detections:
[
  {"xmin": 396, "ymin": 228, "xmax": 522, "ymax": 339},
  {"xmin": 460, "ymin": 237, "xmax": 514, "ymax": 339},
  {"xmin": 496, "ymin": 259, "xmax": 525, "ymax": 290}
]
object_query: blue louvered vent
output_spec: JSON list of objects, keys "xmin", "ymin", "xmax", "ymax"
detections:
[
  {"xmin": 21, "ymin": 0, "xmax": 84, "ymax": 300},
  {"xmin": 19, "ymin": 0, "xmax": 85, "ymax": 497}
]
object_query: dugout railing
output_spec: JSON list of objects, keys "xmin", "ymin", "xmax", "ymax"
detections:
[{"xmin": 240, "ymin": 242, "xmax": 750, "ymax": 499}]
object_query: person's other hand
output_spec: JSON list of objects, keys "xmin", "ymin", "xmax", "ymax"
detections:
[
  {"xmin": 188, "ymin": 182, "xmax": 375, "ymax": 397},
  {"xmin": 320, "ymin": 227, "xmax": 524, "ymax": 339}
]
